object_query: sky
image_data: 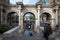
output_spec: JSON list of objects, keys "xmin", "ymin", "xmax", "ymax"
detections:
[{"xmin": 10, "ymin": 0, "xmax": 38, "ymax": 5}]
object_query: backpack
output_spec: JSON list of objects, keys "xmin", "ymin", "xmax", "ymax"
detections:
[{"xmin": 48, "ymin": 26, "xmax": 52, "ymax": 35}]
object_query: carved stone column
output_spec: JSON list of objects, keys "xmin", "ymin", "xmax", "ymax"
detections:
[
  {"xmin": 55, "ymin": 6, "xmax": 59, "ymax": 25},
  {"xmin": 37, "ymin": 9, "xmax": 40, "ymax": 27},
  {"xmin": 16, "ymin": 2, "xmax": 22, "ymax": 26},
  {"xmin": 16, "ymin": 2, "xmax": 23, "ymax": 34},
  {"xmin": 51, "ymin": 18, "xmax": 55, "ymax": 29},
  {"xmin": 18, "ymin": 8, "xmax": 21, "ymax": 26},
  {"xmin": 35, "ymin": 3, "xmax": 41, "ymax": 33}
]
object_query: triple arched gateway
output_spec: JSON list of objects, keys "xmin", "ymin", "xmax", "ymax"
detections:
[{"xmin": 4, "ymin": 2, "xmax": 58, "ymax": 33}]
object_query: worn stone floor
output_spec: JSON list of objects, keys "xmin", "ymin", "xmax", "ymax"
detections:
[
  {"xmin": 2, "ymin": 33, "xmax": 46, "ymax": 40},
  {"xmin": 2, "ymin": 30, "xmax": 46, "ymax": 40},
  {"xmin": 1, "ymin": 29, "xmax": 60, "ymax": 40}
]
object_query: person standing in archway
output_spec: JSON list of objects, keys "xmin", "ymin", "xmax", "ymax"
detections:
[
  {"xmin": 44, "ymin": 23, "xmax": 49, "ymax": 40},
  {"xmin": 44, "ymin": 22, "xmax": 52, "ymax": 40},
  {"xmin": 26, "ymin": 20, "xmax": 32, "ymax": 30},
  {"xmin": 28, "ymin": 21, "xmax": 32, "ymax": 30}
]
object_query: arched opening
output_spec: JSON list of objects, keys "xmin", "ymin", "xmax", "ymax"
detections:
[
  {"xmin": 23, "ymin": 12, "xmax": 35, "ymax": 31},
  {"xmin": 40, "ymin": 12, "xmax": 53, "ymax": 35},
  {"xmin": 7, "ymin": 12, "xmax": 19, "ymax": 27},
  {"xmin": 40, "ymin": 12, "xmax": 51, "ymax": 26}
]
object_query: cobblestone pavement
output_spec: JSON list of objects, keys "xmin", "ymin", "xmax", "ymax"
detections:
[
  {"xmin": 49, "ymin": 30, "xmax": 60, "ymax": 40},
  {"xmin": 2, "ymin": 30, "xmax": 46, "ymax": 40},
  {"xmin": 2, "ymin": 33, "xmax": 46, "ymax": 40},
  {"xmin": 0, "ymin": 38, "xmax": 2, "ymax": 40},
  {"xmin": 2, "ymin": 29, "xmax": 60, "ymax": 40}
]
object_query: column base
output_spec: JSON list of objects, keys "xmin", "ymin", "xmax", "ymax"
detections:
[{"xmin": 34, "ymin": 26, "xmax": 40, "ymax": 34}]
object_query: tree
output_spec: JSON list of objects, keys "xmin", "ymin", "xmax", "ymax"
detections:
[{"xmin": 29, "ymin": 16, "xmax": 35, "ymax": 22}]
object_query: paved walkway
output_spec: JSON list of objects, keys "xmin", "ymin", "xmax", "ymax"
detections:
[
  {"xmin": 2, "ymin": 34, "xmax": 46, "ymax": 40},
  {"xmin": 2, "ymin": 30, "xmax": 46, "ymax": 40},
  {"xmin": 2, "ymin": 29, "xmax": 60, "ymax": 40},
  {"xmin": 2, "ymin": 33, "xmax": 46, "ymax": 40}
]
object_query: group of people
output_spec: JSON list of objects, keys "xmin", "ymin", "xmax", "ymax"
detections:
[
  {"xmin": 25, "ymin": 21, "xmax": 32, "ymax": 30},
  {"xmin": 25, "ymin": 20, "xmax": 53, "ymax": 39}
]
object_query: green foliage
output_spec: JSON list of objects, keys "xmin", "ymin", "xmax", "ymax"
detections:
[
  {"xmin": 29, "ymin": 16, "xmax": 35, "ymax": 21},
  {"xmin": 29, "ymin": 16, "xmax": 35, "ymax": 23},
  {"xmin": 0, "ymin": 24, "xmax": 11, "ymax": 34},
  {"xmin": 11, "ymin": 16, "xmax": 18, "ymax": 21}
]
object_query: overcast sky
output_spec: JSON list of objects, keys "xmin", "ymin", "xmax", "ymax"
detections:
[{"xmin": 10, "ymin": 0, "xmax": 38, "ymax": 5}]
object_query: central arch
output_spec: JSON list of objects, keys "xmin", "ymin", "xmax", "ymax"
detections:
[{"xmin": 23, "ymin": 12, "xmax": 35, "ymax": 31}]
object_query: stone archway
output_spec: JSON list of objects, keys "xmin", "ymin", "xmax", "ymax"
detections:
[
  {"xmin": 7, "ymin": 12, "xmax": 19, "ymax": 27},
  {"xmin": 23, "ymin": 12, "xmax": 35, "ymax": 31},
  {"xmin": 40, "ymin": 12, "xmax": 53, "ymax": 35},
  {"xmin": 40, "ymin": 12, "xmax": 52, "ymax": 26}
]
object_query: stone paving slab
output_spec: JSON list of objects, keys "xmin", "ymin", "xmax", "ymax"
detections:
[
  {"xmin": 2, "ymin": 32, "xmax": 60, "ymax": 40},
  {"xmin": 2, "ymin": 29, "xmax": 60, "ymax": 40},
  {"xmin": 2, "ymin": 34, "xmax": 46, "ymax": 40},
  {"xmin": 0, "ymin": 38, "xmax": 3, "ymax": 40}
]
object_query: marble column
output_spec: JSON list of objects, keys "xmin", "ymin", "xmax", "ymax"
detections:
[
  {"xmin": 37, "ymin": 9, "xmax": 40, "ymax": 27},
  {"xmin": 18, "ymin": 8, "xmax": 21, "ymax": 26},
  {"xmin": 55, "ymin": 6, "xmax": 59, "ymax": 25},
  {"xmin": 51, "ymin": 18, "xmax": 55, "ymax": 29},
  {"xmin": 35, "ymin": 8, "xmax": 41, "ymax": 33},
  {"xmin": 18, "ymin": 8, "xmax": 23, "ymax": 33}
]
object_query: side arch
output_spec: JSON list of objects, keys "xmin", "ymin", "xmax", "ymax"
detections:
[
  {"xmin": 41, "ymin": 11, "xmax": 55, "ymax": 18},
  {"xmin": 40, "ymin": 12, "xmax": 55, "ymax": 30},
  {"xmin": 7, "ymin": 12, "xmax": 19, "ymax": 27}
]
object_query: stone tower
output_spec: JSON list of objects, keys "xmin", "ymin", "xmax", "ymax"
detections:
[
  {"xmin": 48, "ymin": 0, "xmax": 55, "ymax": 6},
  {"xmin": 48, "ymin": 0, "xmax": 60, "ymax": 6}
]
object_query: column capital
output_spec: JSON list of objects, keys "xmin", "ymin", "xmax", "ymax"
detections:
[
  {"xmin": 0, "ymin": 5, "xmax": 3, "ymax": 8},
  {"xmin": 53, "ymin": 6, "xmax": 59, "ymax": 10},
  {"xmin": 55, "ymin": 6, "xmax": 59, "ymax": 25},
  {"xmin": 55, "ymin": 6, "xmax": 59, "ymax": 10},
  {"xmin": 37, "ymin": 8, "xmax": 41, "ymax": 10},
  {"xmin": 18, "ymin": 7, "xmax": 22, "ymax": 10},
  {"xmin": 51, "ymin": 18, "xmax": 55, "ymax": 20},
  {"xmin": 16, "ymin": 2, "xmax": 23, "ymax": 10}
]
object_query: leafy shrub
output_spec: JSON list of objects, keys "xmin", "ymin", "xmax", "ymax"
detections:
[{"xmin": 0, "ymin": 24, "xmax": 11, "ymax": 34}]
